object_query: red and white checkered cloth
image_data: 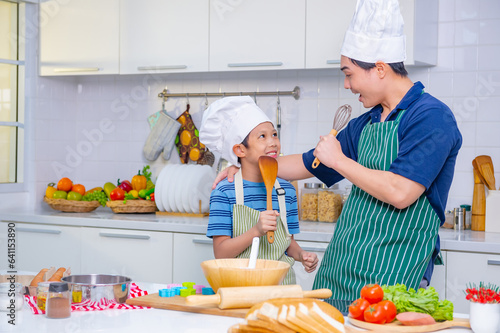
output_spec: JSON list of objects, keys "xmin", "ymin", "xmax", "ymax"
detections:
[{"xmin": 25, "ymin": 283, "xmax": 150, "ymax": 315}]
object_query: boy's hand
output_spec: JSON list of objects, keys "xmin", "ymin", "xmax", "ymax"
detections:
[
  {"xmin": 256, "ymin": 210, "xmax": 279, "ymax": 236},
  {"xmin": 300, "ymin": 251, "xmax": 319, "ymax": 273}
]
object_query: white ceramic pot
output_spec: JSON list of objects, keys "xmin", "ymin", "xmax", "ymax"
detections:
[{"xmin": 470, "ymin": 302, "xmax": 500, "ymax": 333}]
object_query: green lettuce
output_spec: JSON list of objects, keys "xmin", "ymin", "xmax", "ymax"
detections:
[{"xmin": 382, "ymin": 284, "xmax": 453, "ymax": 322}]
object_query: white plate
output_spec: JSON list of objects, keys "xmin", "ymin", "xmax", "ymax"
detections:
[
  {"xmin": 189, "ymin": 165, "xmax": 216, "ymax": 214},
  {"xmin": 175, "ymin": 165, "xmax": 191, "ymax": 213},
  {"xmin": 154, "ymin": 165, "xmax": 169, "ymax": 212},
  {"xmin": 161, "ymin": 164, "xmax": 177, "ymax": 212},
  {"xmin": 169, "ymin": 165, "xmax": 185, "ymax": 213},
  {"xmin": 181, "ymin": 165, "xmax": 195, "ymax": 214}
]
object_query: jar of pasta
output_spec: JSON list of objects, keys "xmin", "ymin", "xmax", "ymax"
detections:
[
  {"xmin": 317, "ymin": 184, "xmax": 343, "ymax": 223},
  {"xmin": 300, "ymin": 183, "xmax": 320, "ymax": 221}
]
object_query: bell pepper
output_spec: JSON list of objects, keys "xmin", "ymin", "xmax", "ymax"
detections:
[
  {"xmin": 110, "ymin": 187, "xmax": 125, "ymax": 201},
  {"xmin": 149, "ymin": 192, "xmax": 155, "ymax": 202},
  {"xmin": 132, "ymin": 170, "xmax": 147, "ymax": 191},
  {"xmin": 117, "ymin": 179, "xmax": 133, "ymax": 193},
  {"xmin": 45, "ymin": 183, "xmax": 57, "ymax": 198}
]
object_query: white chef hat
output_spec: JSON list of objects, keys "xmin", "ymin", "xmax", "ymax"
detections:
[
  {"xmin": 340, "ymin": 0, "xmax": 406, "ymax": 63},
  {"xmin": 200, "ymin": 96, "xmax": 273, "ymax": 167}
]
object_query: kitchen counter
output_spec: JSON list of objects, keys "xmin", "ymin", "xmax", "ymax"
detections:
[
  {"xmin": 2, "ymin": 208, "xmax": 500, "ymax": 254},
  {"xmin": 0, "ymin": 281, "xmax": 472, "ymax": 333}
]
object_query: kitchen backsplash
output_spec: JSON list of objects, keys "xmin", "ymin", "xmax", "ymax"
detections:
[{"xmin": 11, "ymin": 0, "xmax": 500, "ymax": 213}]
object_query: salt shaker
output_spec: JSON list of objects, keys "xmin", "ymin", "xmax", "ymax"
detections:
[
  {"xmin": 453, "ymin": 207, "xmax": 465, "ymax": 231},
  {"xmin": 45, "ymin": 282, "xmax": 71, "ymax": 319}
]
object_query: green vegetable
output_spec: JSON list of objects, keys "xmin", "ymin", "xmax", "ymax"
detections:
[
  {"xmin": 142, "ymin": 165, "xmax": 152, "ymax": 182},
  {"xmin": 382, "ymin": 284, "xmax": 453, "ymax": 322},
  {"xmin": 83, "ymin": 190, "xmax": 108, "ymax": 207},
  {"xmin": 138, "ymin": 189, "xmax": 148, "ymax": 199}
]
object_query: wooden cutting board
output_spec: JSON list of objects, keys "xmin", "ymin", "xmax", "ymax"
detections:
[
  {"xmin": 126, "ymin": 293, "xmax": 248, "ymax": 318},
  {"xmin": 349, "ymin": 317, "xmax": 470, "ymax": 332}
]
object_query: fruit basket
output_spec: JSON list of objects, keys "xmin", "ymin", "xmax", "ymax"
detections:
[
  {"xmin": 44, "ymin": 196, "xmax": 100, "ymax": 213},
  {"xmin": 106, "ymin": 200, "xmax": 158, "ymax": 213}
]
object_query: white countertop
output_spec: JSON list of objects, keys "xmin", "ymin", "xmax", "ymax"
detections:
[
  {"xmin": 2, "ymin": 207, "xmax": 500, "ymax": 254},
  {"xmin": 0, "ymin": 281, "xmax": 472, "ymax": 333}
]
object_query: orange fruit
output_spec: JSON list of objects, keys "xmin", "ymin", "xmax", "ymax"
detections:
[
  {"xmin": 57, "ymin": 177, "xmax": 73, "ymax": 192},
  {"xmin": 71, "ymin": 184, "xmax": 86, "ymax": 196}
]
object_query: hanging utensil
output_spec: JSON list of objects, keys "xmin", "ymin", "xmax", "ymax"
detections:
[
  {"xmin": 312, "ymin": 104, "xmax": 352, "ymax": 169},
  {"xmin": 258, "ymin": 156, "xmax": 278, "ymax": 244},
  {"xmin": 247, "ymin": 237, "xmax": 260, "ymax": 269}
]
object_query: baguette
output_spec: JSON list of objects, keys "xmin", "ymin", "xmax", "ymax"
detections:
[
  {"xmin": 47, "ymin": 267, "xmax": 66, "ymax": 282},
  {"xmin": 29, "ymin": 268, "xmax": 48, "ymax": 287}
]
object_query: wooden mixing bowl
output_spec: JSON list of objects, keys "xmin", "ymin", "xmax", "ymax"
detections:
[{"xmin": 201, "ymin": 258, "xmax": 290, "ymax": 293}]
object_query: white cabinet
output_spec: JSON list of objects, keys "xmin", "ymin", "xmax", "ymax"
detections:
[
  {"xmin": 429, "ymin": 250, "xmax": 446, "ymax": 300},
  {"xmin": 0, "ymin": 222, "xmax": 82, "ymax": 273},
  {"xmin": 80, "ymin": 228, "xmax": 173, "ymax": 284},
  {"xmin": 446, "ymin": 251, "xmax": 500, "ymax": 314},
  {"xmin": 119, "ymin": 0, "xmax": 209, "ymax": 74},
  {"xmin": 293, "ymin": 240, "xmax": 329, "ymax": 291},
  {"xmin": 209, "ymin": 0, "xmax": 306, "ymax": 72},
  {"xmin": 39, "ymin": 0, "xmax": 119, "ymax": 76},
  {"xmin": 305, "ymin": 0, "xmax": 356, "ymax": 69},
  {"xmin": 172, "ymin": 233, "xmax": 214, "ymax": 286}
]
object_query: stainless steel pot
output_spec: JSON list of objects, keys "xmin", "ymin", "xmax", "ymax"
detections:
[{"xmin": 61, "ymin": 274, "xmax": 132, "ymax": 304}]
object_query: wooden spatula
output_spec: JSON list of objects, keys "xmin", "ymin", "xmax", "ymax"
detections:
[
  {"xmin": 258, "ymin": 156, "xmax": 278, "ymax": 244},
  {"xmin": 476, "ymin": 155, "xmax": 496, "ymax": 190}
]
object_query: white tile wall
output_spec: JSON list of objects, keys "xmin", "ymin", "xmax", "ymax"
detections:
[{"xmin": 19, "ymin": 1, "xmax": 500, "ymax": 213}]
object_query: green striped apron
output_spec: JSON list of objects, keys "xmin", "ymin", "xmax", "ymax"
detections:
[
  {"xmin": 312, "ymin": 109, "xmax": 440, "ymax": 300},
  {"xmin": 233, "ymin": 170, "xmax": 296, "ymax": 284}
]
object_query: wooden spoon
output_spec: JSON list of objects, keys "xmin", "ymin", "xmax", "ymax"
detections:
[
  {"xmin": 258, "ymin": 156, "xmax": 278, "ymax": 244},
  {"xmin": 475, "ymin": 155, "xmax": 496, "ymax": 190}
]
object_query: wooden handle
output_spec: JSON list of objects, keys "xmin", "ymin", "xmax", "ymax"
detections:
[
  {"xmin": 185, "ymin": 294, "xmax": 221, "ymax": 306},
  {"xmin": 312, "ymin": 129, "xmax": 338, "ymax": 168},
  {"xmin": 472, "ymin": 176, "xmax": 486, "ymax": 216},
  {"xmin": 266, "ymin": 181, "xmax": 275, "ymax": 244},
  {"xmin": 302, "ymin": 288, "xmax": 332, "ymax": 299},
  {"xmin": 471, "ymin": 214, "xmax": 485, "ymax": 231}
]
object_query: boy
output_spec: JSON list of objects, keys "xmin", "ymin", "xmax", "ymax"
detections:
[{"xmin": 200, "ymin": 96, "xmax": 318, "ymax": 284}]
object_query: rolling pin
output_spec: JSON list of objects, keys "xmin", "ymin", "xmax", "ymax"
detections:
[{"xmin": 186, "ymin": 285, "xmax": 332, "ymax": 309}]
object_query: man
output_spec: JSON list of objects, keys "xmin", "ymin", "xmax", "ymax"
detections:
[{"xmin": 215, "ymin": 0, "xmax": 462, "ymax": 300}]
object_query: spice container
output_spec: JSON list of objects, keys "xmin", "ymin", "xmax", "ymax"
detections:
[
  {"xmin": 300, "ymin": 183, "xmax": 320, "ymax": 221},
  {"xmin": 460, "ymin": 204, "xmax": 471, "ymax": 230},
  {"xmin": 453, "ymin": 207, "xmax": 466, "ymax": 231},
  {"xmin": 0, "ymin": 282, "xmax": 23, "ymax": 312},
  {"xmin": 317, "ymin": 184, "xmax": 343, "ymax": 223},
  {"xmin": 45, "ymin": 282, "xmax": 71, "ymax": 319}
]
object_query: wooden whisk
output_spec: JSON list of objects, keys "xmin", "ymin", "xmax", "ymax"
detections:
[{"xmin": 312, "ymin": 104, "xmax": 352, "ymax": 168}]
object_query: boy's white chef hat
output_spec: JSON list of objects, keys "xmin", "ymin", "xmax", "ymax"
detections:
[
  {"xmin": 341, "ymin": 0, "xmax": 406, "ymax": 63},
  {"xmin": 200, "ymin": 96, "xmax": 273, "ymax": 167}
]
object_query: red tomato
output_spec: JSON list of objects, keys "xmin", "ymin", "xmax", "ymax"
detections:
[
  {"xmin": 364, "ymin": 303, "xmax": 387, "ymax": 324},
  {"xmin": 348, "ymin": 298, "xmax": 371, "ymax": 321},
  {"xmin": 110, "ymin": 187, "xmax": 125, "ymax": 201},
  {"xmin": 379, "ymin": 300, "xmax": 397, "ymax": 323},
  {"xmin": 360, "ymin": 284, "xmax": 384, "ymax": 304}
]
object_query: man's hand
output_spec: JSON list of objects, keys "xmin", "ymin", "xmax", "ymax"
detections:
[
  {"xmin": 313, "ymin": 133, "xmax": 346, "ymax": 169},
  {"xmin": 212, "ymin": 165, "xmax": 240, "ymax": 189}
]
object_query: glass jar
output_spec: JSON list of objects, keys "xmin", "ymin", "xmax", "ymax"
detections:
[
  {"xmin": 45, "ymin": 282, "xmax": 71, "ymax": 319},
  {"xmin": 460, "ymin": 204, "xmax": 472, "ymax": 230},
  {"xmin": 0, "ymin": 282, "xmax": 24, "ymax": 312},
  {"xmin": 300, "ymin": 183, "xmax": 320, "ymax": 221},
  {"xmin": 317, "ymin": 184, "xmax": 343, "ymax": 223},
  {"xmin": 36, "ymin": 281, "xmax": 51, "ymax": 311}
]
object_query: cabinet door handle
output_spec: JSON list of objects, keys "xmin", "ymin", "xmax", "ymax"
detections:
[
  {"xmin": 16, "ymin": 227, "xmax": 62, "ymax": 235},
  {"xmin": 227, "ymin": 62, "xmax": 283, "ymax": 68},
  {"xmin": 53, "ymin": 67, "xmax": 100, "ymax": 73},
  {"xmin": 326, "ymin": 60, "xmax": 340, "ymax": 64},
  {"xmin": 137, "ymin": 65, "xmax": 187, "ymax": 71},
  {"xmin": 99, "ymin": 232, "xmax": 150, "ymax": 240},
  {"xmin": 299, "ymin": 246, "xmax": 327, "ymax": 253},
  {"xmin": 487, "ymin": 260, "xmax": 500, "ymax": 266},
  {"xmin": 192, "ymin": 239, "xmax": 213, "ymax": 245}
]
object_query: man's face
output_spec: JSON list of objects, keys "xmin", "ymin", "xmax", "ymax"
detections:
[{"xmin": 340, "ymin": 55, "xmax": 383, "ymax": 109}]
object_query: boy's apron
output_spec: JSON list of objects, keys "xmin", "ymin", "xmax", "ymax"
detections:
[
  {"xmin": 312, "ymin": 108, "xmax": 441, "ymax": 300},
  {"xmin": 233, "ymin": 170, "xmax": 296, "ymax": 284}
]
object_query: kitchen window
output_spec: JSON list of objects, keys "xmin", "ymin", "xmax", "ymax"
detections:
[{"xmin": 0, "ymin": 1, "xmax": 24, "ymax": 186}]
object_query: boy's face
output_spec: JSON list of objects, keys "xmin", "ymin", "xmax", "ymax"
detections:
[{"xmin": 241, "ymin": 122, "xmax": 280, "ymax": 162}]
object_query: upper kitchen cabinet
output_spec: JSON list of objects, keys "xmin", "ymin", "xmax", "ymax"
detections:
[
  {"xmin": 119, "ymin": 0, "xmax": 209, "ymax": 74},
  {"xmin": 209, "ymin": 0, "xmax": 306, "ymax": 72},
  {"xmin": 305, "ymin": 0, "xmax": 438, "ymax": 69},
  {"xmin": 39, "ymin": 0, "xmax": 119, "ymax": 76},
  {"xmin": 305, "ymin": 0, "xmax": 356, "ymax": 69}
]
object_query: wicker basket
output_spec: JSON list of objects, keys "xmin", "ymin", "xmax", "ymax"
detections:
[
  {"xmin": 44, "ymin": 196, "xmax": 100, "ymax": 213},
  {"xmin": 106, "ymin": 200, "xmax": 158, "ymax": 213}
]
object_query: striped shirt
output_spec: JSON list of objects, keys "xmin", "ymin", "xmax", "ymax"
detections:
[{"xmin": 207, "ymin": 178, "xmax": 300, "ymax": 238}]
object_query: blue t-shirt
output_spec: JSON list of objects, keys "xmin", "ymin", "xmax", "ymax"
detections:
[
  {"xmin": 207, "ymin": 178, "xmax": 300, "ymax": 238},
  {"xmin": 303, "ymin": 81, "xmax": 462, "ymax": 224}
]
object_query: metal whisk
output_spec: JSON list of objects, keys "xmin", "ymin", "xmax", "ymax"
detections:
[{"xmin": 312, "ymin": 104, "xmax": 352, "ymax": 168}]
